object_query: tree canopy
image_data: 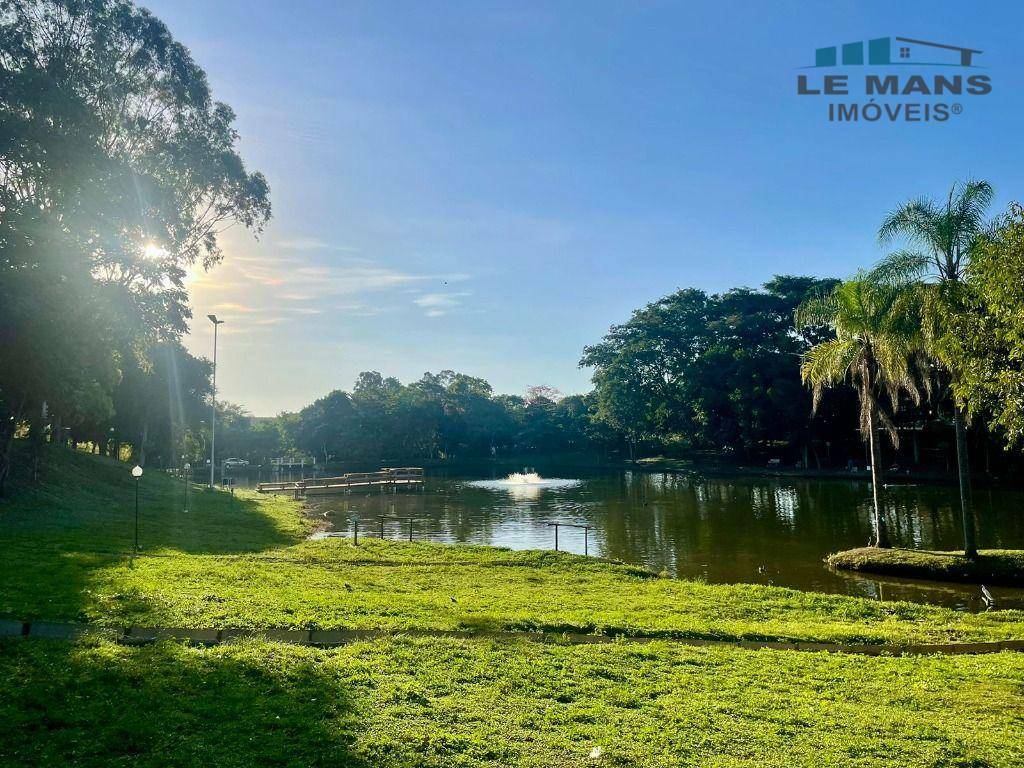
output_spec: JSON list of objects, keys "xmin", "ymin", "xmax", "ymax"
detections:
[
  {"xmin": 943, "ymin": 203, "xmax": 1024, "ymax": 445},
  {"xmin": 0, "ymin": 0, "xmax": 269, "ymax": 491},
  {"xmin": 580, "ymin": 276, "xmax": 847, "ymax": 460}
]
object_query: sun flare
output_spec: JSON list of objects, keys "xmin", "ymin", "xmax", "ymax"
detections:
[{"xmin": 142, "ymin": 242, "xmax": 167, "ymax": 260}]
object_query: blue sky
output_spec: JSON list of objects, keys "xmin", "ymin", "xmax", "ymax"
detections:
[{"xmin": 147, "ymin": 1, "xmax": 1024, "ymax": 415}]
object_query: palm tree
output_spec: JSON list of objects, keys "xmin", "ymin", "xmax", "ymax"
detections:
[
  {"xmin": 796, "ymin": 277, "xmax": 923, "ymax": 548},
  {"xmin": 874, "ymin": 179, "xmax": 994, "ymax": 558}
]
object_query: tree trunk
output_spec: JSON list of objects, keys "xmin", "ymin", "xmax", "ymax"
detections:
[
  {"xmin": 867, "ymin": 400, "xmax": 890, "ymax": 548},
  {"xmin": 952, "ymin": 406, "xmax": 977, "ymax": 558},
  {"xmin": 0, "ymin": 399, "xmax": 23, "ymax": 497},
  {"xmin": 28, "ymin": 411, "xmax": 45, "ymax": 484},
  {"xmin": 137, "ymin": 421, "xmax": 149, "ymax": 467}
]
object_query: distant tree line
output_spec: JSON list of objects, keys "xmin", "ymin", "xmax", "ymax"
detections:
[{"xmin": 283, "ymin": 374, "xmax": 603, "ymax": 467}]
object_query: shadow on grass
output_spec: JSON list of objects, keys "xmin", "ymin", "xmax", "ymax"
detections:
[
  {"xmin": 1, "ymin": 444, "xmax": 303, "ymax": 555},
  {"xmin": 0, "ymin": 638, "xmax": 368, "ymax": 767},
  {"xmin": 0, "ymin": 444, "xmax": 307, "ymax": 623}
]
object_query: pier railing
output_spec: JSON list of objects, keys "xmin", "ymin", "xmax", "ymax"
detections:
[{"xmin": 256, "ymin": 467, "xmax": 424, "ymax": 496}]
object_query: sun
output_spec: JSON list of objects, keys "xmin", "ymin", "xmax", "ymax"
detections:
[{"xmin": 143, "ymin": 242, "xmax": 167, "ymax": 259}]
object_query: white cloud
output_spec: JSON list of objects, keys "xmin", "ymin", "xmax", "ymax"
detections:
[
  {"xmin": 275, "ymin": 237, "xmax": 358, "ymax": 253},
  {"xmin": 212, "ymin": 302, "xmax": 257, "ymax": 313},
  {"xmin": 185, "ymin": 237, "xmax": 474, "ymax": 341},
  {"xmin": 413, "ymin": 291, "xmax": 472, "ymax": 316}
]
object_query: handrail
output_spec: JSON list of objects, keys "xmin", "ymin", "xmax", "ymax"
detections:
[
  {"xmin": 546, "ymin": 521, "xmax": 594, "ymax": 556},
  {"xmin": 256, "ymin": 467, "xmax": 425, "ymax": 494}
]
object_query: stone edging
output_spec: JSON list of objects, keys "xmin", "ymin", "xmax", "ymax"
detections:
[{"xmin": 2, "ymin": 618, "xmax": 1023, "ymax": 656}]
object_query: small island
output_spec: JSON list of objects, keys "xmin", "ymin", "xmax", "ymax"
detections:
[{"xmin": 829, "ymin": 547, "xmax": 1024, "ymax": 587}]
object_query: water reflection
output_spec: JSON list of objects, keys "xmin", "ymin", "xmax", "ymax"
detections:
[{"xmin": 310, "ymin": 468, "xmax": 1024, "ymax": 611}]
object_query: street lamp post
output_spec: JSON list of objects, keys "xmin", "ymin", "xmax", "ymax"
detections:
[
  {"xmin": 183, "ymin": 462, "xmax": 191, "ymax": 513},
  {"xmin": 131, "ymin": 465, "xmax": 143, "ymax": 551},
  {"xmin": 207, "ymin": 314, "xmax": 225, "ymax": 487}
]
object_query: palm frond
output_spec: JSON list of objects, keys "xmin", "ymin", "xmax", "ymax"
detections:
[
  {"xmin": 801, "ymin": 274, "xmax": 928, "ymax": 448},
  {"xmin": 800, "ymin": 338, "xmax": 859, "ymax": 414},
  {"xmin": 911, "ymin": 348, "xmax": 936, "ymax": 402},
  {"xmin": 876, "ymin": 406, "xmax": 900, "ymax": 447},
  {"xmin": 800, "ymin": 338, "xmax": 858, "ymax": 386},
  {"xmin": 879, "ymin": 180, "xmax": 995, "ymax": 283},
  {"xmin": 794, "ymin": 291, "xmax": 837, "ymax": 330},
  {"xmin": 914, "ymin": 283, "xmax": 945, "ymax": 347},
  {"xmin": 951, "ymin": 179, "xmax": 994, "ymax": 244},
  {"xmin": 869, "ymin": 250, "xmax": 933, "ymax": 284},
  {"xmin": 878, "ymin": 198, "xmax": 941, "ymax": 250}
]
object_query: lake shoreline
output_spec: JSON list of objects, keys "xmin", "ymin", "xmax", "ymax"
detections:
[{"xmin": 828, "ymin": 547, "xmax": 1024, "ymax": 588}]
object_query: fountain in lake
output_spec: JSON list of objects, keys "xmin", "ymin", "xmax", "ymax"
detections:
[{"xmin": 467, "ymin": 471, "xmax": 582, "ymax": 499}]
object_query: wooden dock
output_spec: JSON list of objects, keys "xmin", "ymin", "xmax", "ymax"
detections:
[{"xmin": 256, "ymin": 467, "xmax": 424, "ymax": 497}]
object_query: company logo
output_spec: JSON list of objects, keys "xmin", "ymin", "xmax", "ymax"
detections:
[{"xmin": 796, "ymin": 36, "xmax": 992, "ymax": 123}]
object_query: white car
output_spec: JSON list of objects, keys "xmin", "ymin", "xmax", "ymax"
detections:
[{"xmin": 222, "ymin": 458, "xmax": 250, "ymax": 468}]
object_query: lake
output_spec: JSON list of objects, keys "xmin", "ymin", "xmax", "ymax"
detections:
[{"xmin": 307, "ymin": 466, "xmax": 1024, "ymax": 611}]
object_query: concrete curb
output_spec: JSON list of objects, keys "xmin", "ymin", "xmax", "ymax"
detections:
[{"xmin": 2, "ymin": 618, "xmax": 1022, "ymax": 656}]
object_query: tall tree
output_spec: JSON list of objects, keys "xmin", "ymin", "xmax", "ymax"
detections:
[
  {"xmin": 0, "ymin": 206, "xmax": 120, "ymax": 491},
  {"xmin": 112, "ymin": 342, "xmax": 211, "ymax": 467},
  {"xmin": 942, "ymin": 202, "xmax": 1024, "ymax": 447},
  {"xmin": 581, "ymin": 276, "xmax": 843, "ymax": 459},
  {"xmin": 797, "ymin": 277, "xmax": 923, "ymax": 548},
  {"xmin": 0, "ymin": 0, "xmax": 269, "ymax": 489},
  {"xmin": 874, "ymin": 179, "xmax": 994, "ymax": 557},
  {"xmin": 1, "ymin": 0, "xmax": 271, "ymax": 284}
]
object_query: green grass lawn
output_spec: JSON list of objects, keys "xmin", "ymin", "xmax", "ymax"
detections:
[
  {"xmin": 2, "ymin": 446, "xmax": 1024, "ymax": 766},
  {"xmin": 829, "ymin": 547, "xmax": 1024, "ymax": 587},
  {"xmin": 2, "ymin": 635, "xmax": 1023, "ymax": 767}
]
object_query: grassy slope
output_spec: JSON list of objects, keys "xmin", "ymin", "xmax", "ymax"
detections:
[
  {"xmin": 2, "ymin": 447, "xmax": 1024, "ymax": 766},
  {"xmin": 829, "ymin": 547, "xmax": 1024, "ymax": 587},
  {"xmin": 3, "ymin": 447, "xmax": 1024, "ymax": 644}
]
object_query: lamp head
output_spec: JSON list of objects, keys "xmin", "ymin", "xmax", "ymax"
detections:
[
  {"xmin": 207, "ymin": 314, "xmax": 224, "ymax": 325},
  {"xmin": 131, "ymin": 465, "xmax": 143, "ymax": 478}
]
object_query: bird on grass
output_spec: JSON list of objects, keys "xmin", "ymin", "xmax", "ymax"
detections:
[{"xmin": 981, "ymin": 585, "xmax": 996, "ymax": 610}]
